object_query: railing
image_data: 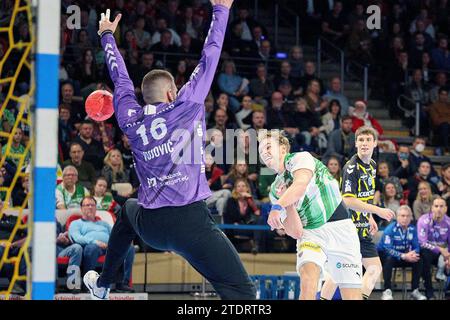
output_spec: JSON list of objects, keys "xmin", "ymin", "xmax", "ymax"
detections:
[
  {"xmin": 317, "ymin": 37, "xmax": 345, "ymax": 94},
  {"xmin": 346, "ymin": 59, "xmax": 369, "ymax": 101},
  {"xmin": 397, "ymin": 94, "xmax": 421, "ymax": 136},
  {"xmin": 274, "ymin": 1, "xmax": 300, "ymax": 48}
]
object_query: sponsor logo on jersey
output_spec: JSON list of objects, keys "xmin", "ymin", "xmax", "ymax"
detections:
[
  {"xmin": 144, "ymin": 104, "xmax": 156, "ymax": 115},
  {"xmin": 336, "ymin": 262, "xmax": 360, "ymax": 269},
  {"xmin": 128, "ymin": 109, "xmax": 136, "ymax": 117},
  {"xmin": 357, "ymin": 190, "xmax": 375, "ymax": 198},
  {"xmin": 299, "ymin": 242, "xmax": 321, "ymax": 252},
  {"xmin": 346, "ymin": 168, "xmax": 354, "ymax": 174},
  {"xmin": 344, "ymin": 180, "xmax": 352, "ymax": 193},
  {"xmin": 125, "ymin": 121, "xmax": 142, "ymax": 128},
  {"xmin": 384, "ymin": 235, "xmax": 391, "ymax": 244}
]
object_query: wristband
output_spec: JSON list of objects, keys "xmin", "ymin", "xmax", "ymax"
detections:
[
  {"xmin": 271, "ymin": 204, "xmax": 284, "ymax": 211},
  {"xmin": 99, "ymin": 29, "xmax": 113, "ymax": 37}
]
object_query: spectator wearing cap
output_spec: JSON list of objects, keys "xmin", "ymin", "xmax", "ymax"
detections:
[{"xmin": 350, "ymin": 100, "xmax": 383, "ymax": 136}]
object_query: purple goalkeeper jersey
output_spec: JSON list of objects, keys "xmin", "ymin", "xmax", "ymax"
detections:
[
  {"xmin": 417, "ymin": 212, "xmax": 450, "ymax": 254},
  {"xmin": 100, "ymin": 5, "xmax": 230, "ymax": 209}
]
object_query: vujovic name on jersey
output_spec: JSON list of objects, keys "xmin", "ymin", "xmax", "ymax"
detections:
[{"xmin": 269, "ymin": 152, "xmax": 343, "ymax": 230}]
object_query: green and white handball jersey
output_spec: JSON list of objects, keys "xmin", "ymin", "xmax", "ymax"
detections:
[{"xmin": 269, "ymin": 152, "xmax": 342, "ymax": 229}]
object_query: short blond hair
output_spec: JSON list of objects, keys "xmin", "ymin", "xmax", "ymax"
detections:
[
  {"xmin": 355, "ymin": 126, "xmax": 378, "ymax": 141},
  {"xmin": 258, "ymin": 130, "xmax": 291, "ymax": 153}
]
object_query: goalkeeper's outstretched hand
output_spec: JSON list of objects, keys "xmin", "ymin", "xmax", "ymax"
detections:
[{"xmin": 98, "ymin": 9, "xmax": 122, "ymax": 36}]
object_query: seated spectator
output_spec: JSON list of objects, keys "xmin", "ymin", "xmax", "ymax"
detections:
[
  {"xmin": 428, "ymin": 88, "xmax": 450, "ymax": 152},
  {"xmin": 374, "ymin": 161, "xmax": 403, "ymax": 205},
  {"xmin": 249, "ymin": 110, "xmax": 267, "ymax": 134},
  {"xmin": 0, "ymin": 106, "xmax": 14, "ymax": 135},
  {"xmin": 256, "ymin": 40, "xmax": 276, "ymax": 69},
  {"xmin": 2, "ymin": 127, "xmax": 29, "ymax": 169},
  {"xmin": 409, "ymin": 32, "xmax": 431, "ymax": 69},
  {"xmin": 222, "ymin": 161, "xmax": 258, "ymax": 199},
  {"xmin": 321, "ymin": 1, "xmax": 349, "ymax": 47},
  {"xmin": 217, "ymin": 60, "xmax": 249, "ymax": 112},
  {"xmin": 92, "ymin": 176, "xmax": 120, "ymax": 215},
  {"xmin": 379, "ymin": 183, "xmax": 402, "ymax": 221},
  {"xmin": 130, "ymin": 52, "xmax": 156, "ymax": 90},
  {"xmin": 413, "ymin": 181, "xmax": 439, "ymax": 221},
  {"xmin": 347, "ymin": 18, "xmax": 372, "ymax": 63},
  {"xmin": 92, "ymin": 120, "xmax": 115, "ymax": 153},
  {"xmin": 116, "ymin": 133, "xmax": 133, "ymax": 169},
  {"xmin": 60, "ymin": 82, "xmax": 85, "ymax": 128},
  {"xmin": 151, "ymin": 17, "xmax": 181, "ymax": 47},
  {"xmin": 235, "ymin": 95, "xmax": 254, "ymax": 130},
  {"xmin": 56, "ymin": 166, "xmax": 90, "ymax": 209},
  {"xmin": 299, "ymin": 61, "xmax": 325, "ymax": 95},
  {"xmin": 0, "ymin": 200, "xmax": 27, "ymax": 294},
  {"xmin": 58, "ymin": 104, "xmax": 76, "ymax": 161},
  {"xmin": 289, "ymin": 97, "xmax": 327, "ymax": 153},
  {"xmin": 101, "ymin": 149, "xmax": 133, "ymax": 206},
  {"xmin": 326, "ymin": 156, "xmax": 341, "ymax": 181},
  {"xmin": 62, "ymin": 142, "xmax": 96, "ymax": 190},
  {"xmin": 417, "ymin": 197, "xmax": 450, "ymax": 299},
  {"xmin": 273, "ymin": 60, "xmax": 300, "ymax": 93},
  {"xmin": 205, "ymin": 153, "xmax": 230, "ymax": 216},
  {"xmin": 387, "ymin": 50, "xmax": 409, "ymax": 117},
  {"xmin": 73, "ymin": 120, "xmax": 106, "ymax": 171},
  {"xmin": 377, "ymin": 205, "xmax": 426, "ymax": 300},
  {"xmin": 429, "ymin": 72, "xmax": 448, "ymax": 103},
  {"xmin": 150, "ymin": 29, "xmax": 179, "ymax": 69},
  {"xmin": 160, "ymin": 0, "xmax": 181, "ymax": 30},
  {"xmin": 407, "ymin": 160, "xmax": 440, "ymax": 205},
  {"xmin": 321, "ymin": 99, "xmax": 342, "ymax": 135},
  {"xmin": 177, "ymin": 32, "xmax": 202, "ymax": 57},
  {"xmin": 69, "ymin": 196, "xmax": 135, "ymax": 292},
  {"xmin": 304, "ymin": 79, "xmax": 329, "ymax": 115},
  {"xmin": 431, "ymin": 36, "xmax": 450, "ymax": 72},
  {"xmin": 322, "ymin": 115, "xmax": 356, "ymax": 164},
  {"xmin": 174, "ymin": 59, "xmax": 189, "ymax": 90},
  {"xmin": 409, "ymin": 136, "xmax": 438, "ymax": 177},
  {"xmin": 210, "ymin": 103, "xmax": 236, "ymax": 136},
  {"xmin": 266, "ymin": 91, "xmax": 292, "ymax": 130},
  {"xmin": 441, "ymin": 163, "xmax": 450, "ymax": 211},
  {"xmin": 249, "ymin": 25, "xmax": 266, "ymax": 53},
  {"xmin": 12, "ymin": 173, "xmax": 29, "ymax": 208},
  {"xmin": 277, "ymin": 79, "xmax": 295, "ymax": 102},
  {"xmin": 230, "ymin": 6, "xmax": 262, "ymax": 42},
  {"xmin": 350, "ymin": 100, "xmax": 383, "ymax": 136},
  {"xmin": 288, "ymin": 45, "xmax": 304, "ymax": 77},
  {"xmin": 73, "ymin": 49, "xmax": 101, "ymax": 96},
  {"xmin": 323, "ymin": 77, "xmax": 350, "ymax": 115},
  {"xmin": 392, "ymin": 144, "xmax": 414, "ymax": 187},
  {"xmin": 249, "ymin": 64, "xmax": 275, "ymax": 107},
  {"xmin": 223, "ymin": 178, "xmax": 260, "ymax": 250},
  {"xmin": 409, "ymin": 10, "xmax": 436, "ymax": 41},
  {"xmin": 224, "ymin": 23, "xmax": 254, "ymax": 58},
  {"xmin": 56, "ymin": 220, "xmax": 82, "ymax": 292},
  {"xmin": 420, "ymin": 52, "xmax": 434, "ymax": 84},
  {"xmin": 176, "ymin": 6, "xmax": 203, "ymax": 40},
  {"xmin": 406, "ymin": 68, "xmax": 431, "ymax": 107}
]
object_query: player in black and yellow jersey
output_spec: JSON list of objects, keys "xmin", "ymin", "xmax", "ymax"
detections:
[{"xmin": 320, "ymin": 126, "xmax": 395, "ymax": 300}]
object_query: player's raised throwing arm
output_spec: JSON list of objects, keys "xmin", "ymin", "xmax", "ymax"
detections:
[
  {"xmin": 98, "ymin": 10, "xmax": 143, "ymax": 130},
  {"xmin": 177, "ymin": 0, "xmax": 233, "ymax": 104}
]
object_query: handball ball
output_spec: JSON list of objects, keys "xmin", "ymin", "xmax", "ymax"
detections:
[{"xmin": 85, "ymin": 90, "xmax": 114, "ymax": 121}]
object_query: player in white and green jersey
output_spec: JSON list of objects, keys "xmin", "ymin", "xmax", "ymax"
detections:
[{"xmin": 259, "ymin": 130, "xmax": 362, "ymax": 300}]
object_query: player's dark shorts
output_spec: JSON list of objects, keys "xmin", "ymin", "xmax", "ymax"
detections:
[{"xmin": 360, "ymin": 238, "xmax": 379, "ymax": 258}]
